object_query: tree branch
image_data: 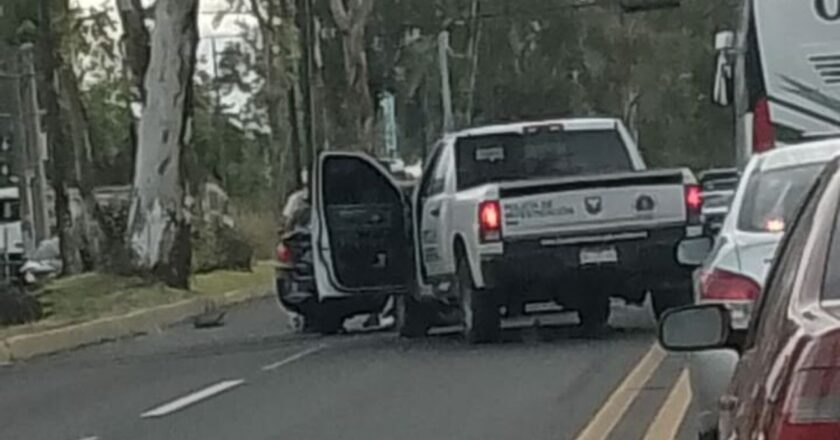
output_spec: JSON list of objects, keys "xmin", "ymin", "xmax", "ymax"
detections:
[
  {"xmin": 249, "ymin": 0, "xmax": 269, "ymax": 30},
  {"xmin": 329, "ymin": 0, "xmax": 351, "ymax": 32},
  {"xmin": 351, "ymin": 0, "xmax": 374, "ymax": 27}
]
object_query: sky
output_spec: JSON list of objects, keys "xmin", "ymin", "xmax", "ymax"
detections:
[{"xmin": 73, "ymin": 0, "xmax": 257, "ymax": 78}]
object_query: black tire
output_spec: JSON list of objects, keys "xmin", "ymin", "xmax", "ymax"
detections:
[
  {"xmin": 456, "ymin": 258, "xmax": 500, "ymax": 343},
  {"xmin": 652, "ymin": 287, "xmax": 693, "ymax": 320},
  {"xmin": 310, "ymin": 305, "xmax": 344, "ymax": 335},
  {"xmin": 578, "ymin": 294, "xmax": 610, "ymax": 331},
  {"xmin": 396, "ymin": 294, "xmax": 431, "ymax": 338}
]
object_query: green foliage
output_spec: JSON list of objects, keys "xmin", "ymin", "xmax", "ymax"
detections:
[
  {"xmin": 83, "ymin": 78, "xmax": 134, "ymax": 184},
  {"xmin": 191, "ymin": 216, "xmax": 254, "ymax": 274},
  {"xmin": 0, "ymin": 0, "xmax": 38, "ymax": 46},
  {"xmin": 362, "ymin": 0, "xmax": 738, "ymax": 169}
]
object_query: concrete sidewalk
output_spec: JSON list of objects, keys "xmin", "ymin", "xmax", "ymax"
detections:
[{"xmin": 0, "ymin": 283, "xmax": 271, "ymax": 363}]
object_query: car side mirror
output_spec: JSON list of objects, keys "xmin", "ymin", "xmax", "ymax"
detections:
[
  {"xmin": 659, "ymin": 305, "xmax": 731, "ymax": 351},
  {"xmin": 712, "ymin": 30, "xmax": 735, "ymax": 107},
  {"xmin": 677, "ymin": 237, "xmax": 712, "ymax": 266}
]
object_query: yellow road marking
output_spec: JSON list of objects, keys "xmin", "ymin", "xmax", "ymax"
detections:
[
  {"xmin": 643, "ymin": 368, "xmax": 692, "ymax": 440},
  {"xmin": 573, "ymin": 344, "xmax": 667, "ymax": 440}
]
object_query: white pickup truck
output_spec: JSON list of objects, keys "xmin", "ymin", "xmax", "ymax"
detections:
[{"xmin": 311, "ymin": 118, "xmax": 702, "ymax": 342}]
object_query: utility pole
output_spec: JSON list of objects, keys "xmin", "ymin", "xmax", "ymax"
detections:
[
  {"xmin": 16, "ymin": 45, "xmax": 49, "ymax": 252},
  {"xmin": 297, "ymin": 0, "xmax": 316, "ymax": 172},
  {"xmin": 438, "ymin": 30, "xmax": 454, "ymax": 135},
  {"xmin": 465, "ymin": 0, "xmax": 482, "ymax": 126}
]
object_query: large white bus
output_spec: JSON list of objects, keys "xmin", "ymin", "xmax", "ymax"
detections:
[{"xmin": 713, "ymin": 0, "xmax": 840, "ymax": 166}]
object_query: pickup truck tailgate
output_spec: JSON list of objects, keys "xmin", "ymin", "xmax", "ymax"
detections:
[{"xmin": 500, "ymin": 171, "xmax": 687, "ymax": 239}]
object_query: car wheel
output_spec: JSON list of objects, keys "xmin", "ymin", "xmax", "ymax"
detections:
[
  {"xmin": 396, "ymin": 294, "xmax": 431, "ymax": 338},
  {"xmin": 310, "ymin": 305, "xmax": 344, "ymax": 335},
  {"xmin": 456, "ymin": 257, "xmax": 500, "ymax": 344},
  {"xmin": 652, "ymin": 287, "xmax": 693, "ymax": 320},
  {"xmin": 578, "ymin": 294, "xmax": 610, "ymax": 332}
]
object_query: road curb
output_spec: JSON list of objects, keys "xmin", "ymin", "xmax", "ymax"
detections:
[{"xmin": 0, "ymin": 283, "xmax": 271, "ymax": 362}]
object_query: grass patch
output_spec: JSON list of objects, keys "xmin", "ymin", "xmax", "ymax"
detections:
[{"xmin": 34, "ymin": 262, "xmax": 273, "ymax": 325}]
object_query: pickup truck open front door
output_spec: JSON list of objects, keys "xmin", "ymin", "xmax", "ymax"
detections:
[{"xmin": 312, "ymin": 152, "xmax": 414, "ymax": 300}]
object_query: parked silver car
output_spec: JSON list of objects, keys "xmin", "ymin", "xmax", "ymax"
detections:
[{"xmin": 686, "ymin": 139, "xmax": 840, "ymax": 439}]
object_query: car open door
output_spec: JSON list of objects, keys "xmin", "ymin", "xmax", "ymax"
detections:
[{"xmin": 311, "ymin": 152, "xmax": 414, "ymax": 300}]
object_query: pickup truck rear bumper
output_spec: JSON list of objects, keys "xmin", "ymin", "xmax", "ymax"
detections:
[{"xmin": 480, "ymin": 226, "xmax": 692, "ymax": 304}]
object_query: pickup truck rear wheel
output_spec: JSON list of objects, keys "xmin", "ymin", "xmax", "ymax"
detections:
[
  {"xmin": 578, "ymin": 295, "xmax": 610, "ymax": 331},
  {"xmin": 396, "ymin": 294, "xmax": 431, "ymax": 338},
  {"xmin": 456, "ymin": 259, "xmax": 500, "ymax": 343}
]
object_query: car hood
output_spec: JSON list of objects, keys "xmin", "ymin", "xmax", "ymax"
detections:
[{"xmin": 732, "ymin": 232, "xmax": 783, "ymax": 286}]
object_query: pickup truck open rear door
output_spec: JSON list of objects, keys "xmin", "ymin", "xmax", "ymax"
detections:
[{"xmin": 312, "ymin": 152, "xmax": 414, "ymax": 300}]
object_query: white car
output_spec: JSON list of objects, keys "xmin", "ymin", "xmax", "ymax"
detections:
[{"xmin": 689, "ymin": 139, "xmax": 840, "ymax": 440}]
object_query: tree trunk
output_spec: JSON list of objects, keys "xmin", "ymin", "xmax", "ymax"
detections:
[
  {"xmin": 116, "ymin": 0, "xmax": 151, "ymax": 181},
  {"xmin": 57, "ymin": 65, "xmax": 106, "ymax": 270},
  {"xmin": 126, "ymin": 0, "xmax": 199, "ymax": 289},
  {"xmin": 116, "ymin": 0, "xmax": 150, "ymax": 104},
  {"xmin": 329, "ymin": 0, "xmax": 374, "ymax": 151},
  {"xmin": 37, "ymin": 0, "xmax": 85, "ymax": 275},
  {"xmin": 287, "ymin": 86, "xmax": 303, "ymax": 189}
]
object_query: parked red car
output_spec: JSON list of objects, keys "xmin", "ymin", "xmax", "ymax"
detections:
[{"xmin": 660, "ymin": 156, "xmax": 840, "ymax": 440}]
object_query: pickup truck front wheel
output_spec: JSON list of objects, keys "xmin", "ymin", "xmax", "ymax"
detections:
[
  {"xmin": 456, "ymin": 259, "xmax": 500, "ymax": 343},
  {"xmin": 396, "ymin": 294, "xmax": 432, "ymax": 339}
]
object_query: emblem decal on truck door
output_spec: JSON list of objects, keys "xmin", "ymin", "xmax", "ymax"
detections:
[{"xmin": 584, "ymin": 197, "xmax": 603, "ymax": 215}]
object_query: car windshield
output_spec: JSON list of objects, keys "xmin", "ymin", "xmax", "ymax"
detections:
[
  {"xmin": 456, "ymin": 129, "xmax": 632, "ymax": 189},
  {"xmin": 738, "ymin": 163, "xmax": 824, "ymax": 233}
]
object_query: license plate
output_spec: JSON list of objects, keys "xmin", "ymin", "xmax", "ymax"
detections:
[{"xmin": 579, "ymin": 246, "xmax": 618, "ymax": 265}]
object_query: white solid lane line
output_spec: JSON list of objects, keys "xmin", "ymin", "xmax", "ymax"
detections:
[
  {"xmin": 261, "ymin": 344, "xmax": 327, "ymax": 372},
  {"xmin": 140, "ymin": 379, "xmax": 245, "ymax": 419},
  {"xmin": 643, "ymin": 368, "xmax": 692, "ymax": 440},
  {"xmin": 573, "ymin": 343, "xmax": 667, "ymax": 440},
  {"xmin": 77, "ymin": 437, "xmax": 100, "ymax": 440}
]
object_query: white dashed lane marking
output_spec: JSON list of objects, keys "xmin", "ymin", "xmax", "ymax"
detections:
[
  {"xmin": 140, "ymin": 379, "xmax": 245, "ymax": 419},
  {"xmin": 261, "ymin": 344, "xmax": 327, "ymax": 372}
]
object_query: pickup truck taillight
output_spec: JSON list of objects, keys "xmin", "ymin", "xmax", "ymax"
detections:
[
  {"xmin": 685, "ymin": 184, "xmax": 702, "ymax": 224},
  {"xmin": 776, "ymin": 331, "xmax": 840, "ymax": 439},
  {"xmin": 699, "ymin": 268, "xmax": 759, "ymax": 301},
  {"xmin": 479, "ymin": 200, "xmax": 502, "ymax": 242},
  {"xmin": 753, "ymin": 96, "xmax": 775, "ymax": 153}
]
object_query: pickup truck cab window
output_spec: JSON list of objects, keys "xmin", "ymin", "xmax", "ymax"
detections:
[
  {"xmin": 455, "ymin": 129, "xmax": 633, "ymax": 190},
  {"xmin": 426, "ymin": 144, "xmax": 452, "ymax": 196}
]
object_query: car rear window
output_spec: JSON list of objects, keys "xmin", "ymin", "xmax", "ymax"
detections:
[
  {"xmin": 455, "ymin": 129, "xmax": 633, "ymax": 190},
  {"xmin": 737, "ymin": 163, "xmax": 823, "ymax": 233}
]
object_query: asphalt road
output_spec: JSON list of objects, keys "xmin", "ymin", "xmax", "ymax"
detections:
[{"xmin": 0, "ymin": 296, "xmax": 698, "ymax": 440}]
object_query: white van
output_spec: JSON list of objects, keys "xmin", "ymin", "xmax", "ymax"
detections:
[{"xmin": 713, "ymin": 0, "xmax": 840, "ymax": 166}]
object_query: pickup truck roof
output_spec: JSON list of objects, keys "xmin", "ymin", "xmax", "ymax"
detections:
[{"xmin": 448, "ymin": 118, "xmax": 623, "ymax": 140}]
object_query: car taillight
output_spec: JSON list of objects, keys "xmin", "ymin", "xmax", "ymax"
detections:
[
  {"xmin": 685, "ymin": 184, "xmax": 702, "ymax": 224},
  {"xmin": 699, "ymin": 268, "xmax": 760, "ymax": 301},
  {"xmin": 776, "ymin": 331, "xmax": 840, "ymax": 439},
  {"xmin": 479, "ymin": 200, "xmax": 502, "ymax": 242},
  {"xmin": 753, "ymin": 97, "xmax": 775, "ymax": 153},
  {"xmin": 276, "ymin": 243, "xmax": 291, "ymax": 263}
]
